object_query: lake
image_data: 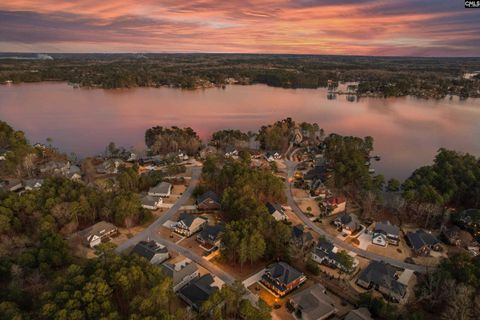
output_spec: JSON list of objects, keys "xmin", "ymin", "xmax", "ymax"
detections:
[{"xmin": 1, "ymin": 82, "xmax": 479, "ymax": 180}]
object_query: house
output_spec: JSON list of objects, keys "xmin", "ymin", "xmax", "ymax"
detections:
[
  {"xmin": 0, "ymin": 148, "xmax": 8, "ymax": 161},
  {"xmin": 39, "ymin": 160, "xmax": 70, "ymax": 176},
  {"xmin": 261, "ymin": 262, "xmax": 306, "ymax": 296},
  {"xmin": 289, "ymin": 284, "xmax": 337, "ymax": 320},
  {"xmin": 178, "ymin": 274, "xmax": 221, "ymax": 311},
  {"xmin": 304, "ymin": 166, "xmax": 327, "ymax": 186},
  {"xmin": 162, "ymin": 255, "xmax": 200, "ymax": 292},
  {"xmin": 224, "ymin": 147, "xmax": 239, "ymax": 159},
  {"xmin": 333, "ymin": 213, "xmax": 359, "ymax": 235},
  {"xmin": 266, "ymin": 202, "xmax": 287, "ymax": 221},
  {"xmin": 292, "ymin": 224, "xmax": 314, "ymax": 249},
  {"xmin": 172, "ymin": 213, "xmax": 207, "ymax": 237},
  {"xmin": 406, "ymin": 229, "xmax": 441, "ymax": 256},
  {"xmin": 345, "ymin": 308, "xmax": 373, "ymax": 320},
  {"xmin": 95, "ymin": 159, "xmax": 123, "ymax": 174},
  {"xmin": 132, "ymin": 240, "xmax": 169, "ymax": 264},
  {"xmin": 442, "ymin": 225, "xmax": 463, "ymax": 246},
  {"xmin": 196, "ymin": 191, "xmax": 221, "ymax": 211},
  {"xmin": 196, "ymin": 224, "xmax": 224, "ymax": 250},
  {"xmin": 265, "ymin": 151, "xmax": 281, "ymax": 162},
  {"xmin": 311, "ymin": 238, "xmax": 357, "ymax": 273},
  {"xmin": 80, "ymin": 221, "xmax": 118, "ymax": 248},
  {"xmin": 372, "ymin": 221, "xmax": 400, "ymax": 247},
  {"xmin": 324, "ymin": 196, "xmax": 346, "ymax": 215},
  {"xmin": 1, "ymin": 179, "xmax": 23, "ymax": 192},
  {"xmin": 148, "ymin": 181, "xmax": 172, "ymax": 197},
  {"xmin": 356, "ymin": 261, "xmax": 406, "ymax": 303},
  {"xmin": 23, "ymin": 179, "xmax": 43, "ymax": 191},
  {"xmin": 141, "ymin": 195, "xmax": 162, "ymax": 210},
  {"xmin": 67, "ymin": 165, "xmax": 82, "ymax": 180}
]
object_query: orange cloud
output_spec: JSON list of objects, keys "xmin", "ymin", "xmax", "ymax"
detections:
[{"xmin": 0, "ymin": 0, "xmax": 478, "ymax": 56}]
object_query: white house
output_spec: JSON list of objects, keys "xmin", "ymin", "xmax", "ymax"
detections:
[
  {"xmin": 23, "ymin": 179, "xmax": 44, "ymax": 191},
  {"xmin": 141, "ymin": 195, "xmax": 162, "ymax": 210},
  {"xmin": 372, "ymin": 221, "xmax": 400, "ymax": 247},
  {"xmin": 80, "ymin": 221, "xmax": 118, "ymax": 248}
]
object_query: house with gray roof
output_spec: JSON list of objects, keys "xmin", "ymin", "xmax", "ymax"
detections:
[
  {"xmin": 406, "ymin": 229, "xmax": 441, "ymax": 256},
  {"xmin": 141, "ymin": 195, "xmax": 162, "ymax": 210},
  {"xmin": 178, "ymin": 274, "xmax": 220, "ymax": 311},
  {"xmin": 292, "ymin": 224, "xmax": 314, "ymax": 249},
  {"xmin": 162, "ymin": 255, "xmax": 199, "ymax": 292},
  {"xmin": 132, "ymin": 240, "xmax": 169, "ymax": 264},
  {"xmin": 196, "ymin": 224, "xmax": 224, "ymax": 250},
  {"xmin": 173, "ymin": 213, "xmax": 207, "ymax": 237},
  {"xmin": 372, "ymin": 221, "xmax": 400, "ymax": 247},
  {"xmin": 261, "ymin": 262, "xmax": 306, "ymax": 296},
  {"xmin": 79, "ymin": 221, "xmax": 118, "ymax": 248},
  {"xmin": 345, "ymin": 308, "xmax": 373, "ymax": 320},
  {"xmin": 311, "ymin": 238, "xmax": 356, "ymax": 273},
  {"xmin": 289, "ymin": 283, "xmax": 337, "ymax": 320},
  {"xmin": 23, "ymin": 179, "xmax": 43, "ymax": 191},
  {"xmin": 1, "ymin": 179, "xmax": 23, "ymax": 192},
  {"xmin": 356, "ymin": 260, "xmax": 406, "ymax": 303},
  {"xmin": 148, "ymin": 181, "xmax": 172, "ymax": 197},
  {"xmin": 333, "ymin": 213, "xmax": 359, "ymax": 235}
]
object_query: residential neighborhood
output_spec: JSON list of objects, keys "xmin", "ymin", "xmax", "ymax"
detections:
[{"xmin": 2, "ymin": 117, "xmax": 480, "ymax": 320}]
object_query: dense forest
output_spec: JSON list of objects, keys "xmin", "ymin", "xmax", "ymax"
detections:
[{"xmin": 1, "ymin": 54, "xmax": 480, "ymax": 98}]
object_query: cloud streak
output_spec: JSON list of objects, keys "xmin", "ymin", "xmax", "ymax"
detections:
[{"xmin": 0, "ymin": 0, "xmax": 479, "ymax": 56}]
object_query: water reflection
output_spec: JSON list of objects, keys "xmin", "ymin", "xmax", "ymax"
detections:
[{"xmin": 0, "ymin": 82, "xmax": 479, "ymax": 180}]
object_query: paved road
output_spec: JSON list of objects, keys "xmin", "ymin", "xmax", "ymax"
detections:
[
  {"xmin": 115, "ymin": 166, "xmax": 202, "ymax": 252},
  {"xmin": 284, "ymin": 160, "xmax": 430, "ymax": 273},
  {"xmin": 115, "ymin": 166, "xmax": 258, "ymax": 303}
]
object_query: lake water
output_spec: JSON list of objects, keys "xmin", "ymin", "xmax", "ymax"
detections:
[{"xmin": 1, "ymin": 82, "xmax": 479, "ymax": 180}]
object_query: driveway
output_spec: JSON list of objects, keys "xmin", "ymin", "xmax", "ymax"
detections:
[{"xmin": 284, "ymin": 160, "xmax": 430, "ymax": 273}]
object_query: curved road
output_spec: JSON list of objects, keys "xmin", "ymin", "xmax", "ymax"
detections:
[{"xmin": 284, "ymin": 160, "xmax": 430, "ymax": 273}]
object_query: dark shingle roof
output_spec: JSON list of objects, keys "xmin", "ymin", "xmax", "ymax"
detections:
[
  {"xmin": 264, "ymin": 262, "xmax": 304, "ymax": 287},
  {"xmin": 358, "ymin": 261, "xmax": 406, "ymax": 297},
  {"xmin": 132, "ymin": 240, "xmax": 168, "ymax": 261},
  {"xmin": 406, "ymin": 230, "xmax": 439, "ymax": 251},
  {"xmin": 198, "ymin": 224, "xmax": 224, "ymax": 242},
  {"xmin": 196, "ymin": 191, "xmax": 220, "ymax": 204},
  {"xmin": 179, "ymin": 274, "xmax": 218, "ymax": 310},
  {"xmin": 266, "ymin": 202, "xmax": 284, "ymax": 215},
  {"xmin": 375, "ymin": 221, "xmax": 400, "ymax": 236}
]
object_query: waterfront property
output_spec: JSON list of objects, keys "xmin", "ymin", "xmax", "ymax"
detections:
[
  {"xmin": 372, "ymin": 221, "xmax": 400, "ymax": 247},
  {"xmin": 345, "ymin": 308, "xmax": 373, "ymax": 320},
  {"xmin": 289, "ymin": 284, "xmax": 337, "ymax": 320},
  {"xmin": 132, "ymin": 240, "xmax": 169, "ymax": 264},
  {"xmin": 405, "ymin": 229, "xmax": 441, "ymax": 256},
  {"xmin": 323, "ymin": 196, "xmax": 346, "ymax": 215},
  {"xmin": 333, "ymin": 213, "xmax": 359, "ymax": 235},
  {"xmin": 261, "ymin": 262, "xmax": 306, "ymax": 297}
]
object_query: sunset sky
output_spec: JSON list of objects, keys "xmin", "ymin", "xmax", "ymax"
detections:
[{"xmin": 0, "ymin": 0, "xmax": 479, "ymax": 56}]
